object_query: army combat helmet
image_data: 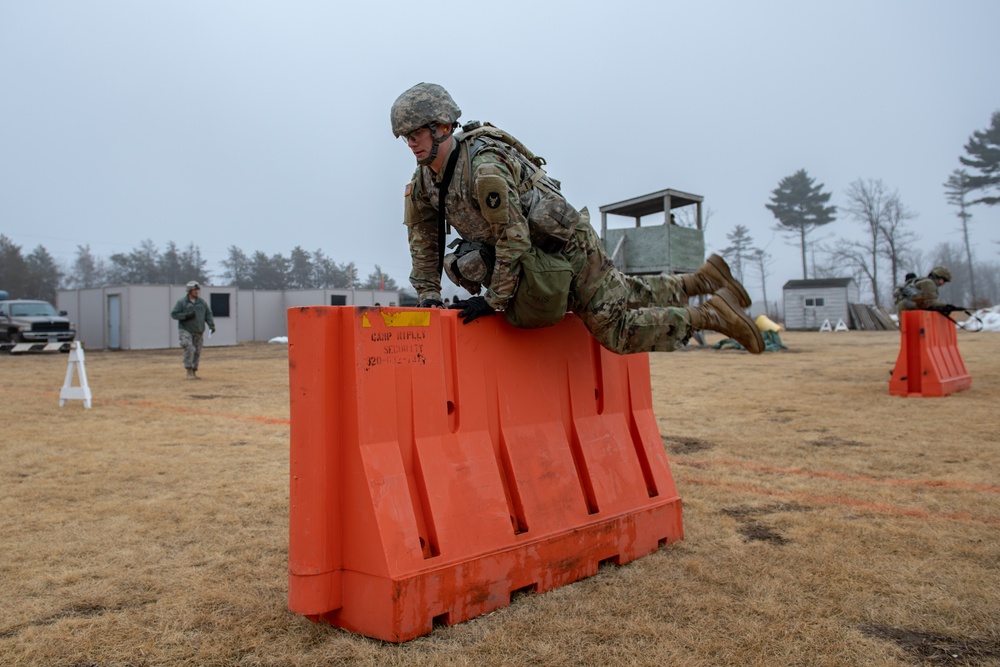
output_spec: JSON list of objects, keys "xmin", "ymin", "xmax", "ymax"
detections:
[
  {"xmin": 391, "ymin": 83, "xmax": 461, "ymax": 166},
  {"xmin": 929, "ymin": 266, "xmax": 952, "ymax": 282}
]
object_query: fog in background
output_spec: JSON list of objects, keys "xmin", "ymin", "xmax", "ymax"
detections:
[{"xmin": 2, "ymin": 1, "xmax": 998, "ymax": 307}]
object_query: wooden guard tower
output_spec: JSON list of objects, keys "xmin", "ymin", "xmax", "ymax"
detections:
[{"xmin": 599, "ymin": 188, "xmax": 705, "ymax": 276}]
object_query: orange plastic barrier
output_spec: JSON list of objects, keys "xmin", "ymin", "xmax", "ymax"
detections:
[
  {"xmin": 889, "ymin": 310, "xmax": 971, "ymax": 397},
  {"xmin": 287, "ymin": 306, "xmax": 683, "ymax": 642}
]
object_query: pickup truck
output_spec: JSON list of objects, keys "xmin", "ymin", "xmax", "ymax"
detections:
[{"xmin": 0, "ymin": 299, "xmax": 77, "ymax": 343}]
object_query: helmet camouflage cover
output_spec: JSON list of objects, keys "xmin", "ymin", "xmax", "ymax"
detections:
[
  {"xmin": 929, "ymin": 266, "xmax": 952, "ymax": 282},
  {"xmin": 390, "ymin": 83, "xmax": 461, "ymax": 137}
]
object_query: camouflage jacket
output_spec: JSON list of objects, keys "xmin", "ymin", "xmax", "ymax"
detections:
[
  {"xmin": 403, "ymin": 132, "xmax": 580, "ymax": 310},
  {"xmin": 895, "ymin": 277, "xmax": 944, "ymax": 312},
  {"xmin": 171, "ymin": 295, "xmax": 215, "ymax": 334}
]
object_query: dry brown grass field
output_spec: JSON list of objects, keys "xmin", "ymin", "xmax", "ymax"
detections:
[{"xmin": 2, "ymin": 329, "xmax": 999, "ymax": 667}]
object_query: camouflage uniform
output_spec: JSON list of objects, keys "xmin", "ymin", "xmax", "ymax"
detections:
[
  {"xmin": 171, "ymin": 288, "xmax": 214, "ymax": 373},
  {"xmin": 895, "ymin": 277, "xmax": 945, "ymax": 312},
  {"xmin": 895, "ymin": 267, "xmax": 951, "ymax": 313},
  {"xmin": 404, "ymin": 138, "xmax": 694, "ymax": 354}
]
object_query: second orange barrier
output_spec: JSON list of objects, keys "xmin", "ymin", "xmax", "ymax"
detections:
[{"xmin": 890, "ymin": 310, "xmax": 971, "ymax": 397}]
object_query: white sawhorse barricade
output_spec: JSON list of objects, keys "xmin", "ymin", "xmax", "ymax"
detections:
[
  {"xmin": 819, "ymin": 318, "xmax": 850, "ymax": 332},
  {"xmin": 59, "ymin": 342, "xmax": 92, "ymax": 409}
]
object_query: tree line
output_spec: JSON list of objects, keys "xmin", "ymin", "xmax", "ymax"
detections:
[
  {"xmin": 0, "ymin": 238, "xmax": 399, "ymax": 303},
  {"xmin": 729, "ymin": 110, "xmax": 1000, "ymax": 310}
]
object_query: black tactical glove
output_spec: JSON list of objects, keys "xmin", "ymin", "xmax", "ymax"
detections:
[
  {"xmin": 418, "ymin": 299, "xmax": 444, "ymax": 308},
  {"xmin": 450, "ymin": 296, "xmax": 495, "ymax": 324}
]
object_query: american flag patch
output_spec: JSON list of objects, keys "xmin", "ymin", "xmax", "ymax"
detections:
[{"xmin": 404, "ymin": 183, "xmax": 412, "ymax": 197}]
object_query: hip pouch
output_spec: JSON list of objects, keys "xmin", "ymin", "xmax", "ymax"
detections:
[{"xmin": 504, "ymin": 247, "xmax": 573, "ymax": 329}]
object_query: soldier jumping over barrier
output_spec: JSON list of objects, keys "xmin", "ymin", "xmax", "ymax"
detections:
[{"xmin": 392, "ymin": 83, "xmax": 764, "ymax": 355}]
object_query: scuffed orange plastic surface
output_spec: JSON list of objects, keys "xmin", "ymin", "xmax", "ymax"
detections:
[
  {"xmin": 890, "ymin": 310, "xmax": 971, "ymax": 397},
  {"xmin": 287, "ymin": 306, "xmax": 683, "ymax": 642}
]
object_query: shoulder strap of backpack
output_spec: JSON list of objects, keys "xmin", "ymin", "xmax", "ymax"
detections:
[
  {"xmin": 459, "ymin": 121, "xmax": 547, "ymax": 167},
  {"xmin": 458, "ymin": 121, "xmax": 553, "ymax": 196},
  {"xmin": 436, "ymin": 146, "xmax": 461, "ymax": 275}
]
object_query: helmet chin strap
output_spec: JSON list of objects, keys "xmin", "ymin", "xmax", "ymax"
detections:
[{"xmin": 417, "ymin": 124, "xmax": 452, "ymax": 166}]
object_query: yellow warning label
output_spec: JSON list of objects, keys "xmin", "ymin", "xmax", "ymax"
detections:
[{"xmin": 361, "ymin": 311, "xmax": 431, "ymax": 328}]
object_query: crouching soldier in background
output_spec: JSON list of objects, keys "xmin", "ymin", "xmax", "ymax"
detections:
[
  {"xmin": 171, "ymin": 281, "xmax": 215, "ymax": 380},
  {"xmin": 895, "ymin": 267, "xmax": 951, "ymax": 313},
  {"xmin": 391, "ymin": 82, "xmax": 764, "ymax": 354}
]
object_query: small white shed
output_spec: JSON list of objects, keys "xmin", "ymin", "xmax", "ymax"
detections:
[{"xmin": 782, "ymin": 278, "xmax": 860, "ymax": 331}]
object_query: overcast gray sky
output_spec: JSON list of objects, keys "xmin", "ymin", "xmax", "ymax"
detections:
[{"xmin": 2, "ymin": 1, "xmax": 998, "ymax": 305}]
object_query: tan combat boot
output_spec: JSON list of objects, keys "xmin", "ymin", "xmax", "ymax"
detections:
[
  {"xmin": 186, "ymin": 368, "xmax": 196, "ymax": 380},
  {"xmin": 681, "ymin": 254, "xmax": 752, "ymax": 308},
  {"xmin": 685, "ymin": 287, "xmax": 764, "ymax": 354}
]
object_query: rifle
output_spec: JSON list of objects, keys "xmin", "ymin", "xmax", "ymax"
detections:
[{"xmin": 924, "ymin": 304, "xmax": 984, "ymax": 331}]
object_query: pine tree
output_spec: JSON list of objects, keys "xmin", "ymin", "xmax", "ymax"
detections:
[
  {"xmin": 178, "ymin": 243, "xmax": 210, "ymax": 285},
  {"xmin": 67, "ymin": 244, "xmax": 106, "ymax": 289},
  {"xmin": 720, "ymin": 225, "xmax": 754, "ymax": 283},
  {"xmin": 25, "ymin": 246, "xmax": 63, "ymax": 302},
  {"xmin": 0, "ymin": 235, "xmax": 31, "ymax": 298},
  {"xmin": 765, "ymin": 169, "xmax": 837, "ymax": 278},
  {"xmin": 221, "ymin": 246, "xmax": 253, "ymax": 289},
  {"xmin": 288, "ymin": 246, "xmax": 315, "ymax": 289},
  {"xmin": 943, "ymin": 169, "xmax": 977, "ymax": 304},
  {"xmin": 159, "ymin": 242, "xmax": 184, "ymax": 285},
  {"xmin": 959, "ymin": 111, "xmax": 1000, "ymax": 206}
]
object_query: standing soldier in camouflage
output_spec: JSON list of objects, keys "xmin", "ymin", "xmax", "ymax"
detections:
[
  {"xmin": 171, "ymin": 281, "xmax": 215, "ymax": 379},
  {"xmin": 895, "ymin": 267, "xmax": 952, "ymax": 313},
  {"xmin": 392, "ymin": 82, "xmax": 764, "ymax": 354}
]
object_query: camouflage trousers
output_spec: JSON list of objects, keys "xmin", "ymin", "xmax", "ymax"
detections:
[
  {"xmin": 562, "ymin": 220, "xmax": 692, "ymax": 354},
  {"xmin": 178, "ymin": 329, "xmax": 204, "ymax": 370}
]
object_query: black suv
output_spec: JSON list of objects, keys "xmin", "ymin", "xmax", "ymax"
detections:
[{"xmin": 0, "ymin": 300, "xmax": 77, "ymax": 343}]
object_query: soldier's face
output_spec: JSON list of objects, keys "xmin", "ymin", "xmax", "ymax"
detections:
[
  {"xmin": 404, "ymin": 124, "xmax": 451, "ymax": 164},
  {"xmin": 404, "ymin": 127, "xmax": 433, "ymax": 161}
]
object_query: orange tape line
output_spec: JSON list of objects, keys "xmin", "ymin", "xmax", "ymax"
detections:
[
  {"xmin": 4, "ymin": 387, "xmax": 290, "ymax": 426},
  {"xmin": 674, "ymin": 458, "xmax": 1000, "ymax": 494},
  {"xmin": 118, "ymin": 398, "xmax": 290, "ymax": 425},
  {"xmin": 682, "ymin": 476, "xmax": 1000, "ymax": 526}
]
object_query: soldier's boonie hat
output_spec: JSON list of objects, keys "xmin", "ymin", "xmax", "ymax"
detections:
[
  {"xmin": 186, "ymin": 281, "xmax": 201, "ymax": 291},
  {"xmin": 929, "ymin": 266, "xmax": 952, "ymax": 282},
  {"xmin": 390, "ymin": 83, "xmax": 461, "ymax": 138}
]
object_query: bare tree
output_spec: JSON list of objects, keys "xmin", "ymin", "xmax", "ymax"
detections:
[
  {"xmin": 879, "ymin": 195, "xmax": 918, "ymax": 289},
  {"xmin": 843, "ymin": 179, "xmax": 893, "ymax": 307},
  {"xmin": 926, "ymin": 242, "xmax": 999, "ymax": 307},
  {"xmin": 824, "ymin": 238, "xmax": 876, "ymax": 300},
  {"xmin": 673, "ymin": 205, "xmax": 714, "ymax": 233},
  {"xmin": 943, "ymin": 169, "xmax": 977, "ymax": 304}
]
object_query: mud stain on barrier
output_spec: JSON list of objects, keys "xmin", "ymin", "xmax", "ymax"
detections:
[{"xmin": 860, "ymin": 624, "xmax": 1000, "ymax": 665}]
